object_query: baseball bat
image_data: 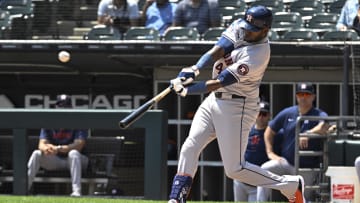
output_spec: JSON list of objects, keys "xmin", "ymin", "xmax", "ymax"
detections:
[{"xmin": 119, "ymin": 86, "xmax": 172, "ymax": 129}]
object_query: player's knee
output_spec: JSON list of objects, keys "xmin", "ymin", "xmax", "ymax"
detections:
[
  {"xmin": 68, "ymin": 149, "xmax": 81, "ymax": 159},
  {"xmin": 31, "ymin": 149, "xmax": 42, "ymax": 157},
  {"xmin": 355, "ymin": 156, "xmax": 360, "ymax": 168},
  {"xmin": 224, "ymin": 166, "xmax": 244, "ymax": 180}
]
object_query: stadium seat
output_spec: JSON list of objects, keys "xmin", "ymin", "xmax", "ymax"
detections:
[
  {"xmin": 282, "ymin": 29, "xmax": 319, "ymax": 41},
  {"xmin": 321, "ymin": 30, "xmax": 359, "ymax": 41},
  {"xmin": 307, "ymin": 13, "xmax": 339, "ymax": 36},
  {"xmin": 202, "ymin": 27, "xmax": 225, "ymax": 41},
  {"xmin": 289, "ymin": 0, "xmax": 325, "ymax": 21},
  {"xmin": 268, "ymin": 30, "xmax": 280, "ymax": 41},
  {"xmin": 329, "ymin": 0, "xmax": 346, "ymax": 14},
  {"xmin": 0, "ymin": 9, "xmax": 11, "ymax": 39},
  {"xmin": 272, "ymin": 12, "xmax": 303, "ymax": 36},
  {"xmin": 163, "ymin": 27, "xmax": 200, "ymax": 41},
  {"xmin": 56, "ymin": 20, "xmax": 77, "ymax": 39},
  {"xmin": 218, "ymin": 0, "xmax": 244, "ymax": 8},
  {"xmin": 251, "ymin": 0, "xmax": 285, "ymax": 13},
  {"xmin": 124, "ymin": 27, "xmax": 160, "ymax": 41},
  {"xmin": 219, "ymin": 6, "xmax": 245, "ymax": 26},
  {"xmin": 84, "ymin": 25, "xmax": 122, "ymax": 40}
]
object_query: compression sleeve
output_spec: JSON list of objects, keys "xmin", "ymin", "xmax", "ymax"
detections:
[
  {"xmin": 217, "ymin": 69, "xmax": 237, "ymax": 86},
  {"xmin": 187, "ymin": 81, "xmax": 207, "ymax": 94},
  {"xmin": 215, "ymin": 36, "xmax": 235, "ymax": 55}
]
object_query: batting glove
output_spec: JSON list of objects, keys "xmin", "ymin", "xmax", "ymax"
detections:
[
  {"xmin": 177, "ymin": 65, "xmax": 200, "ymax": 85},
  {"xmin": 170, "ymin": 78, "xmax": 188, "ymax": 97}
]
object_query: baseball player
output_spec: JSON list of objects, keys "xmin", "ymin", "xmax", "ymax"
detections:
[
  {"xmin": 168, "ymin": 5, "xmax": 305, "ymax": 203},
  {"xmin": 233, "ymin": 101, "xmax": 284, "ymax": 202},
  {"xmin": 27, "ymin": 94, "xmax": 89, "ymax": 197},
  {"xmin": 258, "ymin": 82, "xmax": 330, "ymax": 202}
]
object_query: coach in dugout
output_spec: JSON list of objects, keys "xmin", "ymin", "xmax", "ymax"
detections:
[
  {"xmin": 257, "ymin": 82, "xmax": 330, "ymax": 202},
  {"xmin": 27, "ymin": 94, "xmax": 89, "ymax": 197}
]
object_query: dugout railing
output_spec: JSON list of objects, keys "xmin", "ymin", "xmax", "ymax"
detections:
[
  {"xmin": 0, "ymin": 109, "xmax": 168, "ymax": 200},
  {"xmin": 295, "ymin": 115, "xmax": 360, "ymax": 202}
]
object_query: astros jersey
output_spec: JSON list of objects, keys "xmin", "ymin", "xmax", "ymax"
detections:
[
  {"xmin": 269, "ymin": 106, "xmax": 328, "ymax": 167},
  {"xmin": 212, "ymin": 38, "xmax": 270, "ymax": 99}
]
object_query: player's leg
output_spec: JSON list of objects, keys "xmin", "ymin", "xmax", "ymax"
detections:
[
  {"xmin": 257, "ymin": 159, "xmax": 294, "ymax": 201},
  {"xmin": 27, "ymin": 150, "xmax": 42, "ymax": 191},
  {"xmin": 355, "ymin": 156, "xmax": 360, "ymax": 182},
  {"xmin": 233, "ymin": 180, "xmax": 247, "ymax": 201},
  {"xmin": 169, "ymin": 96, "xmax": 216, "ymax": 203},
  {"xmin": 67, "ymin": 149, "xmax": 89, "ymax": 196},
  {"xmin": 213, "ymin": 98, "xmax": 304, "ymax": 202}
]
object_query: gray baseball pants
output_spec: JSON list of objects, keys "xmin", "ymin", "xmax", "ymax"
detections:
[{"xmin": 27, "ymin": 149, "xmax": 89, "ymax": 194}]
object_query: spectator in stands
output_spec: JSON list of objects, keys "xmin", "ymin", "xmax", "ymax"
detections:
[
  {"xmin": 336, "ymin": 0, "xmax": 360, "ymax": 35},
  {"xmin": 97, "ymin": 0, "xmax": 140, "ymax": 34},
  {"xmin": 172, "ymin": 0, "xmax": 221, "ymax": 34},
  {"xmin": 27, "ymin": 94, "xmax": 89, "ymax": 197},
  {"xmin": 257, "ymin": 82, "xmax": 330, "ymax": 202},
  {"xmin": 356, "ymin": 156, "xmax": 360, "ymax": 182},
  {"xmin": 233, "ymin": 101, "xmax": 283, "ymax": 202},
  {"xmin": 141, "ymin": 0, "xmax": 177, "ymax": 35}
]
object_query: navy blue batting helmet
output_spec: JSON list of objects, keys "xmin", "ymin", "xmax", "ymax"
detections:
[{"xmin": 240, "ymin": 5, "xmax": 273, "ymax": 32}]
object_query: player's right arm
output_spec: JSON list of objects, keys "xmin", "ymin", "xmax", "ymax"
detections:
[
  {"xmin": 264, "ymin": 127, "xmax": 283, "ymax": 161},
  {"xmin": 176, "ymin": 34, "xmax": 235, "ymax": 85}
]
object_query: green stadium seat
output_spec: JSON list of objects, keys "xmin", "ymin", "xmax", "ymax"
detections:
[
  {"xmin": 272, "ymin": 12, "xmax": 303, "ymax": 36},
  {"xmin": 163, "ymin": 27, "xmax": 200, "ymax": 41},
  {"xmin": 84, "ymin": 25, "xmax": 122, "ymax": 40},
  {"xmin": 202, "ymin": 27, "xmax": 225, "ymax": 41},
  {"xmin": 289, "ymin": 0, "xmax": 325, "ymax": 21},
  {"xmin": 329, "ymin": 0, "xmax": 346, "ymax": 14},
  {"xmin": 124, "ymin": 27, "xmax": 160, "ymax": 41},
  {"xmin": 251, "ymin": 0, "xmax": 285, "ymax": 13},
  {"xmin": 322, "ymin": 30, "xmax": 359, "ymax": 41},
  {"xmin": 282, "ymin": 29, "xmax": 319, "ymax": 41}
]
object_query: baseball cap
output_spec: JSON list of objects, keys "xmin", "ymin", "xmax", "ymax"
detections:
[
  {"xmin": 55, "ymin": 94, "xmax": 72, "ymax": 107},
  {"xmin": 296, "ymin": 82, "xmax": 315, "ymax": 94},
  {"xmin": 239, "ymin": 5, "xmax": 273, "ymax": 32},
  {"xmin": 259, "ymin": 101, "xmax": 270, "ymax": 112}
]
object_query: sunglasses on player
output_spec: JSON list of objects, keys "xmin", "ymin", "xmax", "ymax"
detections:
[{"xmin": 296, "ymin": 92, "xmax": 313, "ymax": 98}]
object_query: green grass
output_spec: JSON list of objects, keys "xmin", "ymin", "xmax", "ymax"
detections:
[{"xmin": 0, "ymin": 195, "xmax": 283, "ymax": 203}]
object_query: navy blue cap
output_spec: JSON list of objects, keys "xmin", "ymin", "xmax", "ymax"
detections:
[
  {"xmin": 296, "ymin": 82, "xmax": 315, "ymax": 94},
  {"xmin": 259, "ymin": 101, "xmax": 270, "ymax": 112},
  {"xmin": 240, "ymin": 5, "xmax": 273, "ymax": 32}
]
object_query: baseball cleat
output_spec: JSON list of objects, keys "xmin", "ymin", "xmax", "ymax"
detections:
[
  {"xmin": 289, "ymin": 175, "xmax": 305, "ymax": 203},
  {"xmin": 168, "ymin": 199, "xmax": 177, "ymax": 203}
]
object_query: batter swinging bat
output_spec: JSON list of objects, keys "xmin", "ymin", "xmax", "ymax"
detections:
[{"xmin": 119, "ymin": 86, "xmax": 172, "ymax": 129}]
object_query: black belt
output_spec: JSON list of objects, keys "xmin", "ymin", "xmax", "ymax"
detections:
[{"xmin": 214, "ymin": 92, "xmax": 245, "ymax": 99}]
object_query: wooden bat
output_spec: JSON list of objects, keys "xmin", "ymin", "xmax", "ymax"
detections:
[{"xmin": 119, "ymin": 86, "xmax": 172, "ymax": 129}]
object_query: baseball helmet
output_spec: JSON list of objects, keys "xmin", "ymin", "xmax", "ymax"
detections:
[
  {"xmin": 240, "ymin": 5, "xmax": 273, "ymax": 32},
  {"xmin": 55, "ymin": 94, "xmax": 72, "ymax": 107}
]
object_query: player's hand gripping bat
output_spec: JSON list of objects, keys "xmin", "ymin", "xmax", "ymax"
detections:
[{"xmin": 119, "ymin": 86, "xmax": 172, "ymax": 129}]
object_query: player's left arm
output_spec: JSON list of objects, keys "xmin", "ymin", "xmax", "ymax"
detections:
[{"xmin": 172, "ymin": 69, "xmax": 236, "ymax": 96}]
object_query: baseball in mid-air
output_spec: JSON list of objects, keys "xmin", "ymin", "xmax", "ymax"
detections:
[{"xmin": 58, "ymin": 50, "xmax": 70, "ymax": 63}]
